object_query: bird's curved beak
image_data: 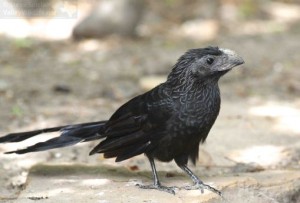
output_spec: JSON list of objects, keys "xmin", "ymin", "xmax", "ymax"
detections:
[{"xmin": 218, "ymin": 48, "xmax": 244, "ymax": 71}]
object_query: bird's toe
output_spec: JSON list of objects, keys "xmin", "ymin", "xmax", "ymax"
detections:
[
  {"xmin": 136, "ymin": 183, "xmax": 177, "ymax": 195},
  {"xmin": 181, "ymin": 182, "xmax": 221, "ymax": 196}
]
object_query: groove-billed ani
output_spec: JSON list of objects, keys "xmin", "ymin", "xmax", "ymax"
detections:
[{"xmin": 0, "ymin": 46, "xmax": 244, "ymax": 195}]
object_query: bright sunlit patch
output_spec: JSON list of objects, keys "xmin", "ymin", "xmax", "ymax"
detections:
[
  {"xmin": 101, "ymin": 1, "xmax": 115, "ymax": 15},
  {"xmin": 0, "ymin": 19, "xmax": 30, "ymax": 38},
  {"xmin": 268, "ymin": 2, "xmax": 300, "ymax": 22},
  {"xmin": 78, "ymin": 40, "xmax": 105, "ymax": 52},
  {"xmin": 54, "ymin": 179, "xmax": 78, "ymax": 184},
  {"xmin": 228, "ymin": 145, "xmax": 284, "ymax": 166},
  {"xmin": 81, "ymin": 178, "xmax": 110, "ymax": 187},
  {"xmin": 249, "ymin": 102, "xmax": 300, "ymax": 134},
  {"xmin": 0, "ymin": 18, "xmax": 78, "ymax": 39}
]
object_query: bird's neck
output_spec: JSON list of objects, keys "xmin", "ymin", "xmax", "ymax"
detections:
[
  {"xmin": 167, "ymin": 75, "xmax": 221, "ymax": 98},
  {"xmin": 168, "ymin": 76, "xmax": 221, "ymax": 114},
  {"xmin": 166, "ymin": 77, "xmax": 221, "ymax": 129}
]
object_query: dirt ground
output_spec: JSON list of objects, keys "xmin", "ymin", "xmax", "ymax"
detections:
[{"xmin": 0, "ymin": 2, "xmax": 300, "ymax": 201}]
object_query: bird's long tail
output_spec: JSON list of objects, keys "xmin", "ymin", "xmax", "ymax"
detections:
[{"xmin": 0, "ymin": 121, "xmax": 107, "ymax": 154}]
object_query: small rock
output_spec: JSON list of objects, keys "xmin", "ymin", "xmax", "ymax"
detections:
[
  {"xmin": 231, "ymin": 162, "xmax": 265, "ymax": 173},
  {"xmin": 0, "ymin": 80, "xmax": 9, "ymax": 91},
  {"xmin": 73, "ymin": 0, "xmax": 145, "ymax": 39},
  {"xmin": 52, "ymin": 84, "xmax": 72, "ymax": 94},
  {"xmin": 129, "ymin": 165, "xmax": 139, "ymax": 171}
]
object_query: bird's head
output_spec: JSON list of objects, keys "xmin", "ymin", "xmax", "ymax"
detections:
[{"xmin": 167, "ymin": 46, "xmax": 244, "ymax": 84}]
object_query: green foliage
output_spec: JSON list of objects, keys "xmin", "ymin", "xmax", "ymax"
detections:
[
  {"xmin": 239, "ymin": 0, "xmax": 259, "ymax": 19},
  {"xmin": 13, "ymin": 38, "xmax": 33, "ymax": 49},
  {"xmin": 11, "ymin": 105, "xmax": 23, "ymax": 117},
  {"xmin": 163, "ymin": 0, "xmax": 179, "ymax": 6}
]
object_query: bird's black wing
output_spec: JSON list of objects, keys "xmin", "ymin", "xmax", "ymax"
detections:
[{"xmin": 89, "ymin": 84, "xmax": 174, "ymax": 162}]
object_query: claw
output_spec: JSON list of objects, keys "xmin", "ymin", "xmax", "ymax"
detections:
[
  {"xmin": 181, "ymin": 182, "xmax": 222, "ymax": 196},
  {"xmin": 136, "ymin": 183, "xmax": 177, "ymax": 195}
]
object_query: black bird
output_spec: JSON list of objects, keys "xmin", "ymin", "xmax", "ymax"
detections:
[{"xmin": 0, "ymin": 46, "xmax": 244, "ymax": 195}]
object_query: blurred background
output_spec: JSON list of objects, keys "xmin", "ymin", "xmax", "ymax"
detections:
[{"xmin": 0, "ymin": 0, "xmax": 299, "ymax": 202}]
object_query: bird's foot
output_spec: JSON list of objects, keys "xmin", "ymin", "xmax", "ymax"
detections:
[
  {"xmin": 182, "ymin": 181, "xmax": 222, "ymax": 196},
  {"xmin": 136, "ymin": 183, "xmax": 177, "ymax": 195}
]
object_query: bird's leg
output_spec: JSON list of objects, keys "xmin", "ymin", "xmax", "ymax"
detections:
[
  {"xmin": 136, "ymin": 156, "xmax": 177, "ymax": 195},
  {"xmin": 178, "ymin": 164, "xmax": 222, "ymax": 196}
]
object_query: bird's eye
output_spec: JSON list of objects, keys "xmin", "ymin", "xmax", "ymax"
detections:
[{"xmin": 206, "ymin": 58, "xmax": 214, "ymax": 65}]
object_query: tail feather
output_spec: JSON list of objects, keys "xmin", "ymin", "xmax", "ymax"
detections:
[
  {"xmin": 1, "ymin": 121, "xmax": 107, "ymax": 154},
  {"xmin": 0, "ymin": 121, "xmax": 106, "ymax": 143},
  {"xmin": 5, "ymin": 136, "xmax": 81, "ymax": 154},
  {"xmin": 0, "ymin": 126, "xmax": 64, "ymax": 143}
]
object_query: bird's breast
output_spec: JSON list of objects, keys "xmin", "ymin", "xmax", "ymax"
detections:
[{"xmin": 169, "ymin": 85, "xmax": 221, "ymax": 138}]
